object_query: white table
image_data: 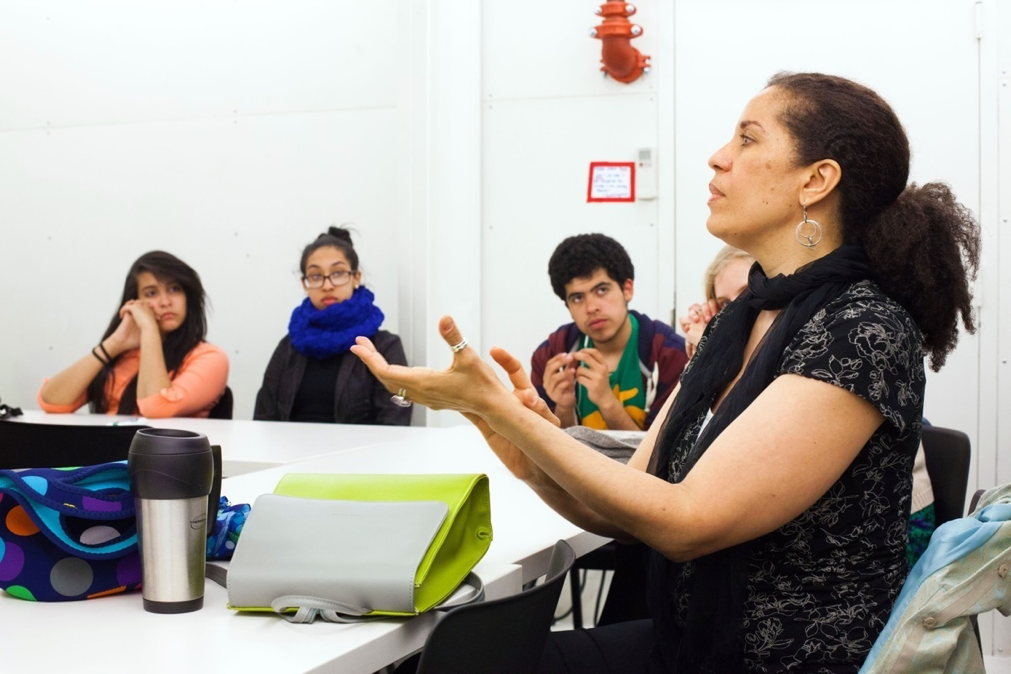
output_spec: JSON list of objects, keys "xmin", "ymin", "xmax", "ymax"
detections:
[{"xmin": 0, "ymin": 421, "xmax": 609, "ymax": 673}]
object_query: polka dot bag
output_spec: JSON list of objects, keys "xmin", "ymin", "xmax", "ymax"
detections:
[{"xmin": 0, "ymin": 461, "xmax": 140, "ymax": 602}]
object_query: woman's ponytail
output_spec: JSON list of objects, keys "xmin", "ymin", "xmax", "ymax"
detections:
[{"xmin": 862, "ymin": 183, "xmax": 979, "ymax": 370}]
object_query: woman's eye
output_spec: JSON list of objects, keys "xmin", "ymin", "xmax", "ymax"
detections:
[
  {"xmin": 309, "ymin": 275, "xmax": 323, "ymax": 283},
  {"xmin": 169, "ymin": 285, "xmax": 182, "ymax": 294},
  {"xmin": 740, "ymin": 134, "xmax": 753, "ymax": 146}
]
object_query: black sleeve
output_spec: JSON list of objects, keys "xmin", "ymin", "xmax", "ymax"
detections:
[
  {"xmin": 371, "ymin": 333, "xmax": 412, "ymax": 426},
  {"xmin": 253, "ymin": 338, "xmax": 288, "ymax": 421},
  {"xmin": 777, "ymin": 293, "xmax": 925, "ymax": 437}
]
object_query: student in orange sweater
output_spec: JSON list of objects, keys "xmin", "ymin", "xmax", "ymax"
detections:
[{"xmin": 38, "ymin": 251, "xmax": 228, "ymax": 418}]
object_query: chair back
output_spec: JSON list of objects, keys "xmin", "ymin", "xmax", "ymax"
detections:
[
  {"xmin": 208, "ymin": 387, "xmax": 234, "ymax": 420},
  {"xmin": 415, "ymin": 539, "xmax": 576, "ymax": 674},
  {"xmin": 920, "ymin": 426, "xmax": 972, "ymax": 526},
  {"xmin": 0, "ymin": 420, "xmax": 150, "ymax": 469}
]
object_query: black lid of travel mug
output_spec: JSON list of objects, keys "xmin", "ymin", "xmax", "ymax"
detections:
[{"xmin": 128, "ymin": 428, "xmax": 213, "ymax": 500}]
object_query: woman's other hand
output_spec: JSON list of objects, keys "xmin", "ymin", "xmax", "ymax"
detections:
[
  {"xmin": 105, "ymin": 305, "xmax": 142, "ymax": 356},
  {"xmin": 679, "ymin": 298, "xmax": 724, "ymax": 359},
  {"xmin": 464, "ymin": 347, "xmax": 560, "ymax": 481},
  {"xmin": 120, "ymin": 300, "xmax": 160, "ymax": 335}
]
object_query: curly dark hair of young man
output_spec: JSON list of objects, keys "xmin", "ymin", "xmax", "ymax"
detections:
[
  {"xmin": 769, "ymin": 72, "xmax": 981, "ymax": 370},
  {"xmin": 547, "ymin": 233, "xmax": 635, "ymax": 302}
]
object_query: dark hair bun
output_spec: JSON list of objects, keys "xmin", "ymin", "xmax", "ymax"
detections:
[{"xmin": 325, "ymin": 226, "xmax": 354, "ymax": 245}]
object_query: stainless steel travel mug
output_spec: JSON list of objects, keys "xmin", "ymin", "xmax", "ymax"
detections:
[{"xmin": 128, "ymin": 428, "xmax": 213, "ymax": 614}]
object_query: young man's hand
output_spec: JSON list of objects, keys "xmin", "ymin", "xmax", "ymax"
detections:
[{"xmin": 542, "ymin": 353, "xmax": 577, "ymax": 411}]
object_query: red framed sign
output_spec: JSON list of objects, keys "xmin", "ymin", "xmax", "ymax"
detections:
[{"xmin": 587, "ymin": 161, "xmax": 635, "ymax": 202}]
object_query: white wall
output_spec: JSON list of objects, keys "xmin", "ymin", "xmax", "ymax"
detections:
[
  {"xmin": 480, "ymin": 0, "xmax": 673, "ymax": 371},
  {"xmin": 0, "ymin": 1, "xmax": 403, "ymax": 420}
]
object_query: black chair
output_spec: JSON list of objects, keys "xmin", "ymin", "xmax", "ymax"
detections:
[
  {"xmin": 920, "ymin": 425, "xmax": 972, "ymax": 526},
  {"xmin": 569, "ymin": 540, "xmax": 651, "ymax": 629},
  {"xmin": 0, "ymin": 420, "xmax": 150, "ymax": 469},
  {"xmin": 402, "ymin": 539, "xmax": 576, "ymax": 674},
  {"xmin": 207, "ymin": 387, "xmax": 234, "ymax": 420}
]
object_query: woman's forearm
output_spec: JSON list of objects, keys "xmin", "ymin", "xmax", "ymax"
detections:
[
  {"xmin": 135, "ymin": 331, "xmax": 171, "ymax": 399},
  {"xmin": 39, "ymin": 349, "xmax": 107, "ymax": 405},
  {"xmin": 524, "ymin": 470, "xmax": 637, "ymax": 541},
  {"xmin": 484, "ymin": 395, "xmax": 697, "ymax": 559}
]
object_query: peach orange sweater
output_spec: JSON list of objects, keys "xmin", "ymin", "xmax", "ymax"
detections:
[{"xmin": 38, "ymin": 342, "xmax": 229, "ymax": 419}]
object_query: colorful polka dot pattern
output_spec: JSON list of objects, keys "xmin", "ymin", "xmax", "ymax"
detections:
[{"xmin": 0, "ymin": 462, "xmax": 141, "ymax": 602}]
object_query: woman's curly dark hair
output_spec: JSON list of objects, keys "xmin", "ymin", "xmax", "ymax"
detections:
[
  {"xmin": 548, "ymin": 233, "xmax": 634, "ymax": 301},
  {"xmin": 769, "ymin": 72, "xmax": 980, "ymax": 370}
]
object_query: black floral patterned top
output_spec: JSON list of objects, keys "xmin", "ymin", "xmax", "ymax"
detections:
[{"xmin": 669, "ymin": 280, "xmax": 926, "ymax": 673}]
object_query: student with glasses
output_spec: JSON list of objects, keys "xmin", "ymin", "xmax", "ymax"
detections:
[
  {"xmin": 38, "ymin": 251, "xmax": 229, "ymax": 418},
  {"xmin": 253, "ymin": 227, "xmax": 410, "ymax": 425}
]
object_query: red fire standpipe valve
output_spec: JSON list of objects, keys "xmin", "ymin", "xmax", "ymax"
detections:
[{"xmin": 590, "ymin": 2, "xmax": 651, "ymax": 83}]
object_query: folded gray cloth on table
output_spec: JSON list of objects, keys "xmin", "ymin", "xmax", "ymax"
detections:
[{"xmin": 564, "ymin": 426, "xmax": 645, "ymax": 464}]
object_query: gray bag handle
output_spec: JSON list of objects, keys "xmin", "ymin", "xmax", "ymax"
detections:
[{"xmin": 269, "ymin": 572, "xmax": 486, "ymax": 624}]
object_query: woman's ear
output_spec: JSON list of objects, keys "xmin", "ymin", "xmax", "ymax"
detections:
[{"xmin": 800, "ymin": 159, "xmax": 842, "ymax": 208}]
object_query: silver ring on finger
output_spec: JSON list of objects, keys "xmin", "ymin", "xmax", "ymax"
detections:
[
  {"xmin": 390, "ymin": 388, "xmax": 412, "ymax": 407},
  {"xmin": 449, "ymin": 338, "xmax": 468, "ymax": 353}
]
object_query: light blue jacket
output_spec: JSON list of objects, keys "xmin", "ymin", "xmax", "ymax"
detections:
[{"xmin": 860, "ymin": 483, "xmax": 1011, "ymax": 673}]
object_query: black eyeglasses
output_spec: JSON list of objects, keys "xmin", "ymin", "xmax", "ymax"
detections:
[{"xmin": 302, "ymin": 270, "xmax": 356, "ymax": 289}]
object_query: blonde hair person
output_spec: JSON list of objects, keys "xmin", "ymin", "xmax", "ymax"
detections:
[{"xmin": 679, "ymin": 245, "xmax": 755, "ymax": 359}]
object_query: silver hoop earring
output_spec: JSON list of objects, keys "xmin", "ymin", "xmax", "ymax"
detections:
[{"xmin": 795, "ymin": 206, "xmax": 823, "ymax": 248}]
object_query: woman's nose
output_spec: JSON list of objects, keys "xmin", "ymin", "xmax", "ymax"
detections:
[{"xmin": 708, "ymin": 143, "xmax": 731, "ymax": 172}]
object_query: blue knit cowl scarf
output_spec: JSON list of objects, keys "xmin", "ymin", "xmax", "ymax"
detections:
[{"xmin": 288, "ymin": 287, "xmax": 385, "ymax": 359}]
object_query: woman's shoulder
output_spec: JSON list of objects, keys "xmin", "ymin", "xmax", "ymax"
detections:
[
  {"xmin": 781, "ymin": 280, "xmax": 926, "ymax": 434},
  {"xmin": 816, "ymin": 280, "xmax": 921, "ymax": 342},
  {"xmin": 182, "ymin": 342, "xmax": 230, "ymax": 365}
]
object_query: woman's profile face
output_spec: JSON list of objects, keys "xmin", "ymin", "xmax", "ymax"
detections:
[
  {"xmin": 136, "ymin": 271, "xmax": 188, "ymax": 335},
  {"xmin": 304, "ymin": 246, "xmax": 361, "ymax": 310},
  {"xmin": 705, "ymin": 87, "xmax": 810, "ymax": 248}
]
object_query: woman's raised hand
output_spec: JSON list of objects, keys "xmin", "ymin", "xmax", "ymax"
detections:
[
  {"xmin": 463, "ymin": 346, "xmax": 560, "ymax": 481},
  {"xmin": 351, "ymin": 316, "xmax": 562, "ymax": 481},
  {"xmin": 679, "ymin": 298, "xmax": 725, "ymax": 359},
  {"xmin": 351, "ymin": 315, "xmax": 507, "ymax": 416},
  {"xmin": 105, "ymin": 304, "xmax": 143, "ymax": 355},
  {"xmin": 119, "ymin": 300, "xmax": 159, "ymax": 334}
]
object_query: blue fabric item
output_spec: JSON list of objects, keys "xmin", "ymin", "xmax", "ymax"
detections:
[
  {"xmin": 288, "ymin": 287, "xmax": 385, "ymax": 359},
  {"xmin": 0, "ymin": 462, "xmax": 141, "ymax": 602},
  {"xmin": 206, "ymin": 496, "xmax": 250, "ymax": 560},
  {"xmin": 860, "ymin": 501, "xmax": 1011, "ymax": 669}
]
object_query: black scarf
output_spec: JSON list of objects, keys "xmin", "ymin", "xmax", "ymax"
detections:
[{"xmin": 645, "ymin": 244, "xmax": 874, "ymax": 673}]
